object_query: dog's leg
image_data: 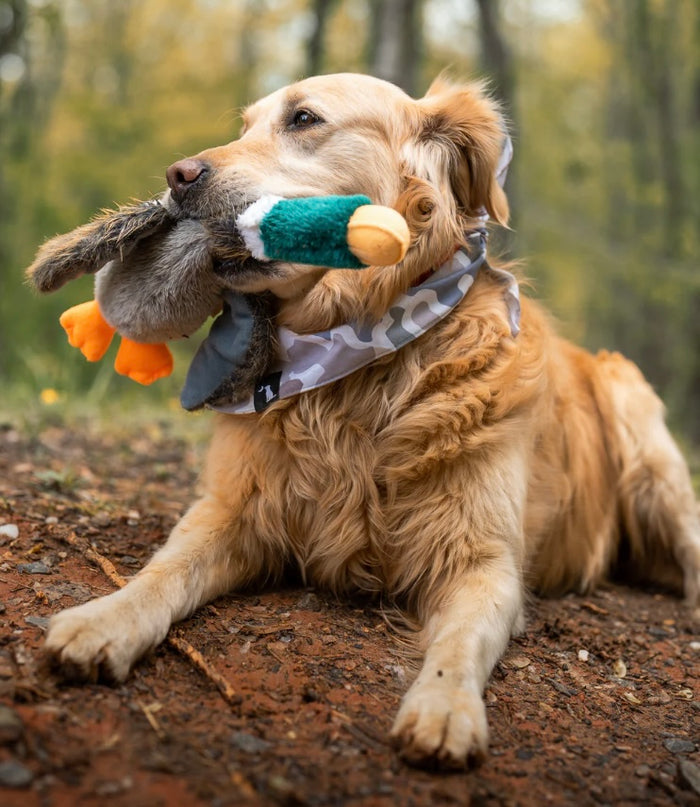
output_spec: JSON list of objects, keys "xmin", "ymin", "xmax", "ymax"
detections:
[
  {"xmin": 618, "ymin": 415, "xmax": 700, "ymax": 608},
  {"xmin": 597, "ymin": 351, "xmax": 700, "ymax": 608},
  {"xmin": 390, "ymin": 546, "xmax": 523, "ymax": 768},
  {"xmin": 45, "ymin": 493, "xmax": 273, "ymax": 682}
]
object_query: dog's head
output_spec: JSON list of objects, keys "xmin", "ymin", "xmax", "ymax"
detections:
[{"xmin": 164, "ymin": 73, "xmax": 509, "ymax": 305}]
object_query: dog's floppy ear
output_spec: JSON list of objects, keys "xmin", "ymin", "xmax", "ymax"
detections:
[
  {"xmin": 26, "ymin": 200, "xmax": 171, "ymax": 293},
  {"xmin": 413, "ymin": 77, "xmax": 509, "ymax": 226}
]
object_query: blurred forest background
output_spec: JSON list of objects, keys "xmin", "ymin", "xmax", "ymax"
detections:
[{"xmin": 1, "ymin": 0, "xmax": 698, "ymax": 445}]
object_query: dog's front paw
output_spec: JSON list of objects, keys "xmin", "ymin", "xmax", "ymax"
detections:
[
  {"xmin": 45, "ymin": 592, "xmax": 164, "ymax": 683},
  {"xmin": 390, "ymin": 684, "xmax": 488, "ymax": 769}
]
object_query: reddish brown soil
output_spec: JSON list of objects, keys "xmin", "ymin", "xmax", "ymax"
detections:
[{"xmin": 0, "ymin": 420, "xmax": 698, "ymax": 806}]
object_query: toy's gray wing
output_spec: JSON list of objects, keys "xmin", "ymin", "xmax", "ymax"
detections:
[
  {"xmin": 27, "ymin": 200, "xmax": 171, "ymax": 293},
  {"xmin": 180, "ymin": 291, "xmax": 277, "ymax": 411}
]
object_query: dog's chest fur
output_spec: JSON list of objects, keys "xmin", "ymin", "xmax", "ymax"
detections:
[{"xmin": 245, "ymin": 273, "xmax": 537, "ymax": 597}]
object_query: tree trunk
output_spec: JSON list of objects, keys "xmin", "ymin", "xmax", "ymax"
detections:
[
  {"xmin": 651, "ymin": 0, "xmax": 685, "ymax": 257},
  {"xmin": 306, "ymin": 0, "xmax": 337, "ymax": 77},
  {"xmin": 237, "ymin": 0, "xmax": 264, "ymax": 106},
  {"xmin": 624, "ymin": 0, "xmax": 686, "ymax": 256},
  {"xmin": 0, "ymin": 0, "xmax": 30, "ymax": 155},
  {"xmin": 473, "ymin": 0, "xmax": 518, "ymax": 236},
  {"xmin": 368, "ymin": 0, "xmax": 422, "ymax": 97},
  {"xmin": 474, "ymin": 0, "xmax": 515, "ymax": 113},
  {"xmin": 0, "ymin": 0, "xmax": 29, "ymax": 377}
]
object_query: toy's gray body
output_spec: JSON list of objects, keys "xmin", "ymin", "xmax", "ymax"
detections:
[{"xmin": 95, "ymin": 219, "xmax": 221, "ymax": 343}]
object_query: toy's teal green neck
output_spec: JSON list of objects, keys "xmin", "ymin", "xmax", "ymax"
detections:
[{"xmin": 237, "ymin": 195, "xmax": 372, "ymax": 269}]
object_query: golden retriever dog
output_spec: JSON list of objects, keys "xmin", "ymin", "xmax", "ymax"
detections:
[{"xmin": 43, "ymin": 73, "xmax": 700, "ymax": 768}]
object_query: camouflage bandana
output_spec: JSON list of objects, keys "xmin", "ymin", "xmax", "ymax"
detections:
[{"xmin": 213, "ymin": 229, "xmax": 520, "ymax": 415}]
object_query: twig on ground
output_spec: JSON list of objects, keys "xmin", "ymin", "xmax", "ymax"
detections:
[
  {"xmin": 60, "ymin": 531, "xmax": 129, "ymax": 588},
  {"xmin": 60, "ymin": 530, "xmax": 238, "ymax": 706},
  {"xmin": 167, "ymin": 633, "xmax": 239, "ymax": 705},
  {"xmin": 84, "ymin": 543, "xmax": 126, "ymax": 589},
  {"xmin": 265, "ymin": 644, "xmax": 287, "ymax": 666},
  {"xmin": 137, "ymin": 699, "xmax": 165, "ymax": 738},
  {"xmin": 581, "ymin": 601, "xmax": 609, "ymax": 616},
  {"xmin": 242, "ymin": 622, "xmax": 296, "ymax": 637}
]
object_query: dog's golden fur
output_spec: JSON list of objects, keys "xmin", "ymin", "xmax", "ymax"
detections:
[{"xmin": 44, "ymin": 73, "xmax": 700, "ymax": 768}]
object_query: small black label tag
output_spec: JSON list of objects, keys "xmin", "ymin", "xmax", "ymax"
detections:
[{"xmin": 254, "ymin": 371, "xmax": 282, "ymax": 412}]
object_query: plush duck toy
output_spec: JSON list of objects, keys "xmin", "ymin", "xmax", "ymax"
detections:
[{"xmin": 27, "ymin": 194, "xmax": 410, "ymax": 407}]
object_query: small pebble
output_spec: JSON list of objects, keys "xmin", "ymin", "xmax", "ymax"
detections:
[
  {"xmin": 296, "ymin": 592, "xmax": 322, "ymax": 611},
  {"xmin": 17, "ymin": 562, "xmax": 51, "ymax": 575},
  {"xmin": 44, "ymin": 516, "xmax": 58, "ymax": 525},
  {"xmin": 648, "ymin": 626, "xmax": 673, "ymax": 638},
  {"xmin": 508, "ymin": 655, "xmax": 531, "ymax": 669},
  {"xmin": 0, "ymin": 760, "xmax": 34, "ymax": 788},
  {"xmin": 663, "ymin": 737, "xmax": 696, "ymax": 754},
  {"xmin": 94, "ymin": 512, "xmax": 112, "ymax": 527},
  {"xmin": 612, "ymin": 659, "xmax": 627, "ymax": 678},
  {"xmin": 635, "ymin": 764, "xmax": 650, "ymax": 777},
  {"xmin": 678, "ymin": 759, "xmax": 700, "ymax": 797},
  {"xmin": 229, "ymin": 731, "xmax": 272, "ymax": 754},
  {"xmin": 578, "ymin": 649, "xmax": 589, "ymax": 662},
  {"xmin": 268, "ymin": 775, "xmax": 295, "ymax": 799},
  {"xmin": 0, "ymin": 706, "xmax": 24, "ymax": 744},
  {"xmin": 0, "ymin": 524, "xmax": 19, "ymax": 540},
  {"xmin": 689, "ymin": 641, "xmax": 700, "ymax": 652},
  {"xmin": 95, "ymin": 776, "xmax": 133, "ymax": 796}
]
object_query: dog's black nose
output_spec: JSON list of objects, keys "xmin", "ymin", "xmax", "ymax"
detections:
[{"xmin": 166, "ymin": 158, "xmax": 208, "ymax": 201}]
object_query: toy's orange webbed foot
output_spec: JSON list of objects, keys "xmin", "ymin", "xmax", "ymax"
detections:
[
  {"xmin": 114, "ymin": 338, "xmax": 173, "ymax": 385},
  {"xmin": 59, "ymin": 300, "xmax": 116, "ymax": 361}
]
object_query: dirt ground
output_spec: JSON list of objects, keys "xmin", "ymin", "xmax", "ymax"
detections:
[{"xmin": 0, "ymin": 417, "xmax": 698, "ymax": 806}]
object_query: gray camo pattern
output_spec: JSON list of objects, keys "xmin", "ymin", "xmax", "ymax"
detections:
[{"xmin": 214, "ymin": 231, "xmax": 520, "ymax": 414}]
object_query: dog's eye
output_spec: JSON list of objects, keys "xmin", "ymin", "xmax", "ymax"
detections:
[{"xmin": 288, "ymin": 108, "xmax": 322, "ymax": 129}]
